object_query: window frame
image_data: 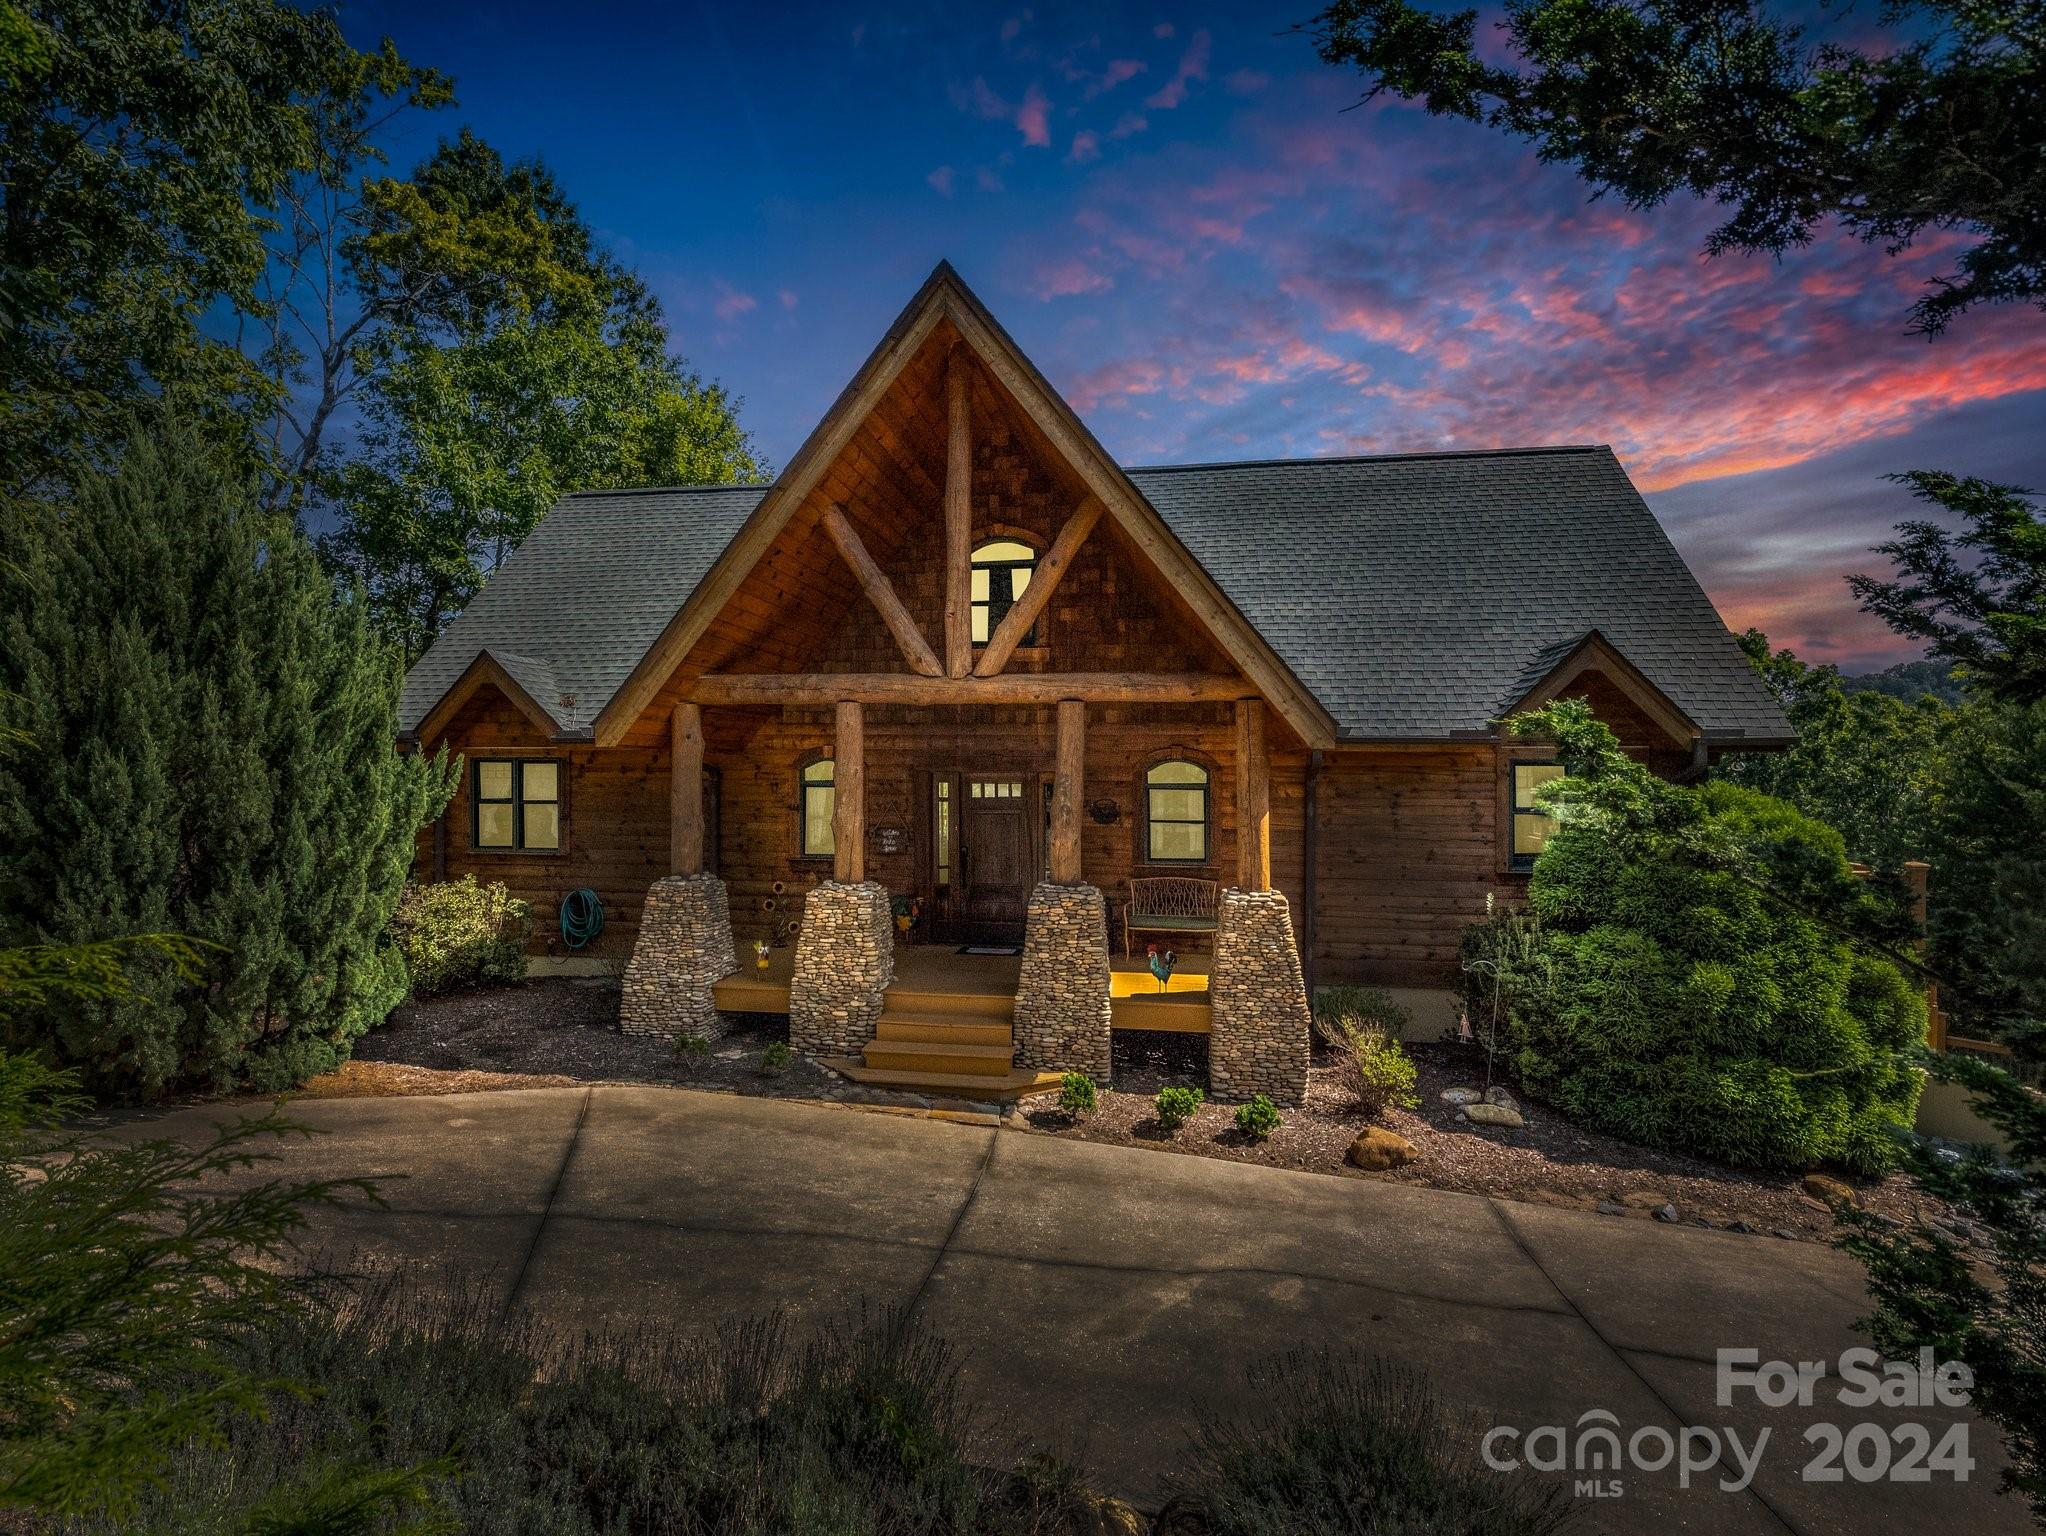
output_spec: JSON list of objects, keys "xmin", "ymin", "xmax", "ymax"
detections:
[
  {"xmin": 470, "ymin": 757, "xmax": 563, "ymax": 855},
  {"xmin": 1141, "ymin": 756, "xmax": 1211, "ymax": 866},
  {"xmin": 797, "ymin": 753, "xmax": 836, "ymax": 861},
  {"xmin": 969, "ymin": 536, "xmax": 1041, "ymax": 648},
  {"xmin": 1507, "ymin": 758, "xmax": 1564, "ymax": 873}
]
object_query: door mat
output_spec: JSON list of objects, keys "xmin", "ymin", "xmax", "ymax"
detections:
[{"xmin": 957, "ymin": 944, "xmax": 1023, "ymax": 956}]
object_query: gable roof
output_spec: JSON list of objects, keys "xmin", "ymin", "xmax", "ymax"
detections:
[
  {"xmin": 1129, "ymin": 446, "xmax": 1789, "ymax": 743},
  {"xmin": 399, "ymin": 444, "xmax": 1789, "ymax": 746}
]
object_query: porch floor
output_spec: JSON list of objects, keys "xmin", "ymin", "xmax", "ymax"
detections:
[{"xmin": 712, "ymin": 942, "xmax": 1212, "ymax": 1032}]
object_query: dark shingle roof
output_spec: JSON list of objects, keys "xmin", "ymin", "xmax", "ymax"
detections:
[
  {"xmin": 1125, "ymin": 446, "xmax": 1788, "ymax": 742},
  {"xmin": 400, "ymin": 447, "xmax": 1789, "ymax": 744}
]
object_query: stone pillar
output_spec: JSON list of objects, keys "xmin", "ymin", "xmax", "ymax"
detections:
[
  {"xmin": 620, "ymin": 873, "xmax": 737, "ymax": 1038},
  {"xmin": 1208, "ymin": 887, "xmax": 1310, "ymax": 1106},
  {"xmin": 789, "ymin": 879, "xmax": 894, "ymax": 1057},
  {"xmin": 1013, "ymin": 881, "xmax": 1113, "ymax": 1080}
]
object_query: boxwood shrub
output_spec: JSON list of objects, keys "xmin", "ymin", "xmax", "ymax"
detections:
[
  {"xmin": 1498, "ymin": 702, "xmax": 1924, "ymax": 1176},
  {"xmin": 390, "ymin": 877, "xmax": 531, "ymax": 996}
]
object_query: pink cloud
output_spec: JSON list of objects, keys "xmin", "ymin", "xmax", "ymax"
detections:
[
  {"xmin": 1017, "ymin": 83, "xmax": 1051, "ymax": 147},
  {"xmin": 1146, "ymin": 28, "xmax": 1210, "ymax": 110},
  {"xmin": 1069, "ymin": 129, "xmax": 1101, "ymax": 164},
  {"xmin": 1099, "ymin": 58, "xmax": 1145, "ymax": 92},
  {"xmin": 1031, "ymin": 258, "xmax": 1113, "ymax": 300},
  {"xmin": 1224, "ymin": 69, "xmax": 1271, "ymax": 94},
  {"xmin": 712, "ymin": 281, "xmax": 757, "ymax": 322},
  {"xmin": 1109, "ymin": 111, "xmax": 1148, "ymax": 139},
  {"xmin": 777, "ymin": 288, "xmax": 798, "ymax": 312},
  {"xmin": 976, "ymin": 164, "xmax": 1005, "ymax": 192},
  {"xmin": 926, "ymin": 164, "xmax": 956, "ymax": 196},
  {"xmin": 1065, "ymin": 356, "xmax": 1165, "ymax": 410},
  {"xmin": 1152, "ymin": 21, "xmax": 1174, "ymax": 39},
  {"xmin": 960, "ymin": 76, "xmax": 1007, "ymax": 121}
]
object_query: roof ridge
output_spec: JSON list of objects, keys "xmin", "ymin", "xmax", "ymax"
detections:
[
  {"xmin": 1125, "ymin": 445, "xmax": 1609, "ymax": 474},
  {"xmin": 559, "ymin": 482, "xmax": 768, "ymax": 499}
]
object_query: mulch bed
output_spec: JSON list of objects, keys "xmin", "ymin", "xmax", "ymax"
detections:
[{"xmin": 334, "ymin": 982, "xmax": 1958, "ymax": 1246}]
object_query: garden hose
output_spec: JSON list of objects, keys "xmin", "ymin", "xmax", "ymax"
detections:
[{"xmin": 560, "ymin": 888, "xmax": 604, "ymax": 950}]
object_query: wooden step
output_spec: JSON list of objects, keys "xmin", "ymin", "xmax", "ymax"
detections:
[
  {"xmin": 879, "ymin": 987, "xmax": 1014, "ymax": 1021},
  {"xmin": 822, "ymin": 1057, "xmax": 1063, "ymax": 1100},
  {"xmin": 862, "ymin": 1039, "xmax": 1017, "ymax": 1077},
  {"xmin": 875, "ymin": 1014, "xmax": 1013, "ymax": 1047}
]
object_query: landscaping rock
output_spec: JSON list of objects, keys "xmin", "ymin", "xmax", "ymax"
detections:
[
  {"xmin": 1772, "ymin": 1228, "xmax": 1800, "ymax": 1242},
  {"xmin": 1461, "ymin": 1102, "xmax": 1524, "ymax": 1129},
  {"xmin": 1596, "ymin": 1200, "xmax": 1628, "ymax": 1217},
  {"xmin": 1347, "ymin": 1127, "xmax": 1419, "ymax": 1171},
  {"xmin": 1653, "ymin": 1203, "xmax": 1680, "ymax": 1223},
  {"xmin": 1725, "ymin": 1218, "xmax": 1760, "ymax": 1235},
  {"xmin": 1483, "ymin": 1085, "xmax": 1519, "ymax": 1111},
  {"xmin": 1801, "ymin": 1172, "xmax": 1857, "ymax": 1206},
  {"xmin": 1440, "ymin": 1087, "xmax": 1482, "ymax": 1105},
  {"xmin": 1088, "ymin": 1497, "xmax": 1144, "ymax": 1536}
]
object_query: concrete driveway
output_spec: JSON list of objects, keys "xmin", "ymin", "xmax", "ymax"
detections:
[{"xmin": 129, "ymin": 1084, "xmax": 2025, "ymax": 1536}]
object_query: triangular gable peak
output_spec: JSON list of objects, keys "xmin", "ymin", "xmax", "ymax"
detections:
[
  {"xmin": 1500, "ymin": 629, "xmax": 1701, "ymax": 750},
  {"xmin": 415, "ymin": 648, "xmax": 572, "ymax": 747},
  {"xmin": 592, "ymin": 262, "xmax": 1333, "ymax": 748}
]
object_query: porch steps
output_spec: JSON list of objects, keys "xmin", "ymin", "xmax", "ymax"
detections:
[
  {"xmin": 873, "ymin": 1013, "xmax": 1013, "ymax": 1047},
  {"xmin": 861, "ymin": 1037, "xmax": 1016, "ymax": 1077},
  {"xmin": 876, "ymin": 987, "xmax": 1015, "ymax": 1021},
  {"xmin": 820, "ymin": 1057, "xmax": 1063, "ymax": 1100}
]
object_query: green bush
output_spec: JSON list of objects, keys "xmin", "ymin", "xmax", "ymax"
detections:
[
  {"xmin": 1178, "ymin": 1350, "xmax": 1574, "ymax": 1535},
  {"xmin": 1154, "ymin": 1085, "xmax": 1204, "ymax": 1132},
  {"xmin": 1496, "ymin": 702, "xmax": 1924, "ymax": 1175},
  {"xmin": 1324, "ymin": 1020, "xmax": 1420, "ymax": 1119},
  {"xmin": 1058, "ymin": 1072, "xmax": 1097, "ymax": 1117},
  {"xmin": 1232, "ymin": 1094, "xmax": 1280, "ymax": 1141},
  {"xmin": 390, "ymin": 877, "xmax": 531, "ymax": 996},
  {"xmin": 760, "ymin": 1041, "xmax": 792, "ymax": 1076},
  {"xmin": 673, "ymin": 1033, "xmax": 711, "ymax": 1058},
  {"xmin": 0, "ymin": 423, "xmax": 455, "ymax": 1098},
  {"xmin": 1313, "ymin": 983, "xmax": 1412, "ymax": 1040}
]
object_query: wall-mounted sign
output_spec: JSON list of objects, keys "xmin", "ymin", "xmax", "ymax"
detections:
[{"xmin": 873, "ymin": 826, "xmax": 908, "ymax": 855}]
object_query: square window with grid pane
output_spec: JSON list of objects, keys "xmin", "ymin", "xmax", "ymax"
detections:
[{"xmin": 473, "ymin": 759, "xmax": 561, "ymax": 852}]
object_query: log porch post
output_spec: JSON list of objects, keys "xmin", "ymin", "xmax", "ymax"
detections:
[
  {"xmin": 1050, "ymin": 699, "xmax": 1085, "ymax": 884},
  {"xmin": 833, "ymin": 700, "xmax": 865, "ymax": 883},
  {"xmin": 943, "ymin": 346, "xmax": 973, "ymax": 677},
  {"xmin": 670, "ymin": 701, "xmax": 703, "ymax": 876},
  {"xmin": 1234, "ymin": 697, "xmax": 1270, "ymax": 891}
]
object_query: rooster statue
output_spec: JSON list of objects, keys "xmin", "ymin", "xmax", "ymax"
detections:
[{"xmin": 1145, "ymin": 943, "xmax": 1177, "ymax": 994}]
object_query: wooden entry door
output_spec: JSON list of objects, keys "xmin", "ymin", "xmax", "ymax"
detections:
[{"xmin": 957, "ymin": 776, "xmax": 1034, "ymax": 942}]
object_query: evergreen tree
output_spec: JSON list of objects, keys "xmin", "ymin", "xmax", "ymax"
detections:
[{"xmin": 0, "ymin": 418, "xmax": 454, "ymax": 1098}]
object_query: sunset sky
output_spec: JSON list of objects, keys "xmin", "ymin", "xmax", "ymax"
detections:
[{"xmin": 340, "ymin": 0, "xmax": 2046, "ymax": 673}]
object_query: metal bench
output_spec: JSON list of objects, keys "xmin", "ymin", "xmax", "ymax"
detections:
[{"xmin": 1123, "ymin": 876, "xmax": 1221, "ymax": 958}]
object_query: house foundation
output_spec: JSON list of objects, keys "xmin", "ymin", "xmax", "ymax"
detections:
[
  {"xmin": 620, "ymin": 874, "xmax": 737, "ymax": 1038},
  {"xmin": 1013, "ymin": 881, "xmax": 1113, "ymax": 1080},
  {"xmin": 1208, "ymin": 887, "xmax": 1311, "ymax": 1106},
  {"xmin": 789, "ymin": 879, "xmax": 895, "ymax": 1056}
]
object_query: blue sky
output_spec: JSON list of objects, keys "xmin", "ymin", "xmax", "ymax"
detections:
[{"xmin": 334, "ymin": 0, "xmax": 2046, "ymax": 671}]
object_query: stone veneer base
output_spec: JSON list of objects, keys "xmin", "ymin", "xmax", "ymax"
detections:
[
  {"xmin": 788, "ymin": 880, "xmax": 895, "ymax": 1058},
  {"xmin": 1208, "ymin": 888, "xmax": 1311, "ymax": 1107},
  {"xmin": 1013, "ymin": 881, "xmax": 1113, "ymax": 1081},
  {"xmin": 619, "ymin": 874, "xmax": 737, "ymax": 1038}
]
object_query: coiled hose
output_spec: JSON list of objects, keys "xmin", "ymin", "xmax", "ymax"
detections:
[{"xmin": 560, "ymin": 888, "xmax": 605, "ymax": 950}]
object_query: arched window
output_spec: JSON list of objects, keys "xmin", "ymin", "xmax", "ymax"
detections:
[
  {"xmin": 971, "ymin": 538, "xmax": 1038, "ymax": 644},
  {"xmin": 1145, "ymin": 759, "xmax": 1209, "ymax": 863},
  {"xmin": 800, "ymin": 757, "xmax": 835, "ymax": 857}
]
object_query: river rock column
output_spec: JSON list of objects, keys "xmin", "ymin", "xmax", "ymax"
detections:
[
  {"xmin": 788, "ymin": 879, "xmax": 894, "ymax": 1057},
  {"xmin": 1208, "ymin": 887, "xmax": 1310, "ymax": 1106},
  {"xmin": 1013, "ymin": 881, "xmax": 1112, "ymax": 1080},
  {"xmin": 620, "ymin": 874, "xmax": 737, "ymax": 1038}
]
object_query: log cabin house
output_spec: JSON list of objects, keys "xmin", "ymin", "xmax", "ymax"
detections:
[{"xmin": 399, "ymin": 263, "xmax": 1790, "ymax": 1104}]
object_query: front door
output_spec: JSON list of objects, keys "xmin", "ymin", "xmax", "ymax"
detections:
[{"xmin": 957, "ymin": 776, "xmax": 1033, "ymax": 943}]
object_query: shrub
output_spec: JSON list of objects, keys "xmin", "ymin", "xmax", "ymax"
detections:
[
  {"xmin": 673, "ymin": 1033, "xmax": 711, "ymax": 1058},
  {"xmin": 1177, "ymin": 1350, "xmax": 1574, "ymax": 1535},
  {"xmin": 0, "ymin": 423, "xmax": 455, "ymax": 1098},
  {"xmin": 1325, "ymin": 1022, "xmax": 1420, "ymax": 1118},
  {"xmin": 1233, "ymin": 1094, "xmax": 1280, "ymax": 1141},
  {"xmin": 390, "ymin": 877, "xmax": 531, "ymax": 996},
  {"xmin": 1496, "ymin": 701, "xmax": 1924, "ymax": 1175},
  {"xmin": 760, "ymin": 1041, "xmax": 792, "ymax": 1076},
  {"xmin": 1154, "ymin": 1085, "xmax": 1204, "ymax": 1131},
  {"xmin": 1058, "ymin": 1072, "xmax": 1097, "ymax": 1117},
  {"xmin": 93, "ymin": 1280, "xmax": 1089, "ymax": 1535},
  {"xmin": 1313, "ymin": 983, "xmax": 1412, "ymax": 1041}
]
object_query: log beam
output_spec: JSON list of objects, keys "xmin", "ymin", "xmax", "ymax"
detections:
[
  {"xmin": 943, "ymin": 345, "xmax": 973, "ymax": 678},
  {"xmin": 820, "ymin": 504, "xmax": 943, "ymax": 678},
  {"xmin": 973, "ymin": 497, "xmax": 1102, "ymax": 677},
  {"xmin": 833, "ymin": 700, "xmax": 864, "ymax": 883},
  {"xmin": 1235, "ymin": 698, "xmax": 1270, "ymax": 891},
  {"xmin": 689, "ymin": 672, "xmax": 1253, "ymax": 706},
  {"xmin": 670, "ymin": 702, "xmax": 703, "ymax": 876},
  {"xmin": 1050, "ymin": 699, "xmax": 1085, "ymax": 884}
]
